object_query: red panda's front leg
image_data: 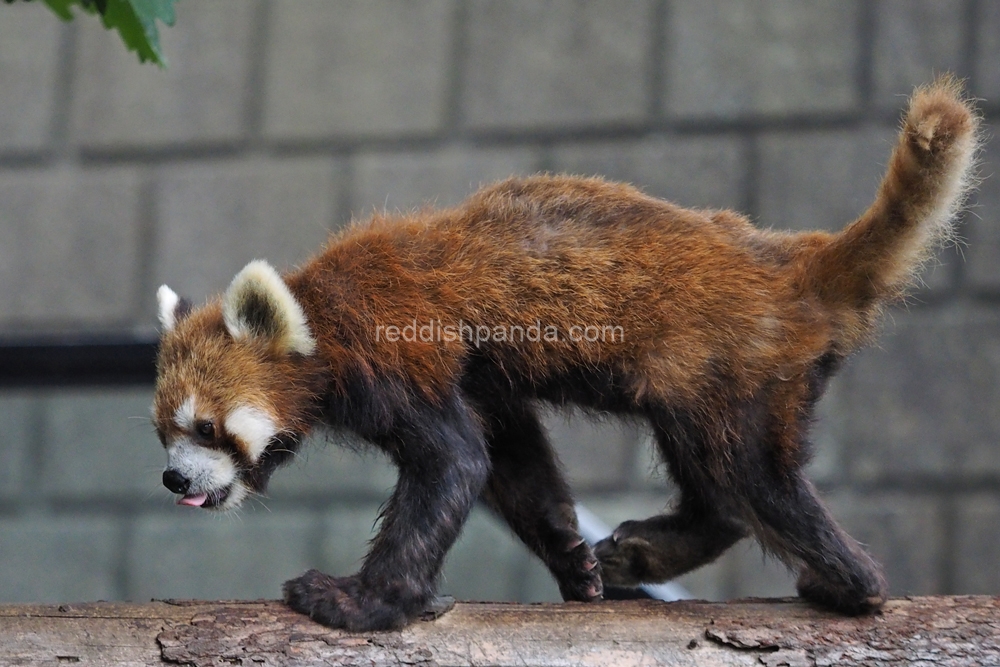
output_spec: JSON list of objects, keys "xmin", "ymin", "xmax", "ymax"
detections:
[{"xmin": 283, "ymin": 393, "xmax": 490, "ymax": 631}]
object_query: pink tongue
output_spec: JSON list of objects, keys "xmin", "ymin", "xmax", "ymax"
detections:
[{"xmin": 177, "ymin": 493, "xmax": 208, "ymax": 507}]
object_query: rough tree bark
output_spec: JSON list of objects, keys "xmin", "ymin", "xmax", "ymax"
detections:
[{"xmin": 0, "ymin": 596, "xmax": 996, "ymax": 666}]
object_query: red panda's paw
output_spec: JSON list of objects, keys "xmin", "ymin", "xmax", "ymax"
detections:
[
  {"xmin": 592, "ymin": 521, "xmax": 650, "ymax": 587},
  {"xmin": 283, "ymin": 570, "xmax": 364, "ymax": 629},
  {"xmin": 283, "ymin": 570, "xmax": 414, "ymax": 631},
  {"xmin": 795, "ymin": 564, "xmax": 888, "ymax": 616},
  {"xmin": 552, "ymin": 538, "xmax": 604, "ymax": 602}
]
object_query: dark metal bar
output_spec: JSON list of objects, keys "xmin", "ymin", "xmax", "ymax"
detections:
[{"xmin": 0, "ymin": 335, "xmax": 158, "ymax": 387}]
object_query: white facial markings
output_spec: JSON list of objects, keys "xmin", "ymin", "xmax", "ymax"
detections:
[
  {"xmin": 161, "ymin": 400, "xmax": 272, "ymax": 512},
  {"xmin": 165, "ymin": 438, "xmax": 237, "ymax": 495},
  {"xmin": 174, "ymin": 395, "xmax": 197, "ymax": 431},
  {"xmin": 225, "ymin": 405, "xmax": 278, "ymax": 463},
  {"xmin": 223, "ymin": 481, "xmax": 249, "ymax": 510}
]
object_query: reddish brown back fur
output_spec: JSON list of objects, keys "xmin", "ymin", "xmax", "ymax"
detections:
[{"xmin": 291, "ymin": 181, "xmax": 823, "ymax": 404}]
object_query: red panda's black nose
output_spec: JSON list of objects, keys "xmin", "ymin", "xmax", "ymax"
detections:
[{"xmin": 163, "ymin": 469, "xmax": 191, "ymax": 495}]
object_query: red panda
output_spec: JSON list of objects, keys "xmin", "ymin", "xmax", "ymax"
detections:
[{"xmin": 152, "ymin": 77, "xmax": 979, "ymax": 631}]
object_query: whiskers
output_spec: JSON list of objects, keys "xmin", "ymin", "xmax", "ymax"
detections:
[
  {"xmin": 246, "ymin": 490, "xmax": 273, "ymax": 514},
  {"xmin": 268, "ymin": 446, "xmax": 299, "ymax": 459},
  {"xmin": 143, "ymin": 484, "xmax": 177, "ymax": 506},
  {"xmin": 126, "ymin": 414, "xmax": 163, "ymax": 441},
  {"xmin": 218, "ymin": 502, "xmax": 247, "ymax": 524}
]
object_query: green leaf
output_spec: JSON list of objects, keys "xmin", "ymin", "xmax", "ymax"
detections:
[
  {"xmin": 40, "ymin": 0, "xmax": 77, "ymax": 20},
  {"xmin": 36, "ymin": 0, "xmax": 177, "ymax": 67},
  {"xmin": 100, "ymin": 0, "xmax": 176, "ymax": 67}
]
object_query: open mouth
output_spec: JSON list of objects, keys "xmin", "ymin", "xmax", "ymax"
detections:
[{"xmin": 176, "ymin": 485, "xmax": 232, "ymax": 509}]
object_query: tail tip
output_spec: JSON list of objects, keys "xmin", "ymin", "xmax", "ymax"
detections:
[{"xmin": 905, "ymin": 74, "xmax": 980, "ymax": 158}]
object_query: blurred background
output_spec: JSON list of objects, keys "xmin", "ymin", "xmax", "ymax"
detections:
[{"xmin": 0, "ymin": 0, "xmax": 998, "ymax": 605}]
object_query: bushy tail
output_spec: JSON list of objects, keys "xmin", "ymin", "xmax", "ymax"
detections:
[{"xmin": 809, "ymin": 76, "xmax": 979, "ymax": 313}]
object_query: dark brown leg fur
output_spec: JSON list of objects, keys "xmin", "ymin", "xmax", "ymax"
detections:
[
  {"xmin": 734, "ymin": 379, "xmax": 889, "ymax": 615},
  {"xmin": 595, "ymin": 505, "xmax": 747, "ymax": 586},
  {"xmin": 742, "ymin": 474, "xmax": 888, "ymax": 615},
  {"xmin": 284, "ymin": 392, "xmax": 491, "ymax": 630},
  {"xmin": 479, "ymin": 402, "xmax": 603, "ymax": 602},
  {"xmin": 597, "ymin": 388, "xmax": 887, "ymax": 615},
  {"xmin": 596, "ymin": 418, "xmax": 748, "ymax": 585}
]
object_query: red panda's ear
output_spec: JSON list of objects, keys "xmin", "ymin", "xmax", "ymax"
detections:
[
  {"xmin": 157, "ymin": 285, "xmax": 191, "ymax": 332},
  {"xmin": 222, "ymin": 260, "xmax": 317, "ymax": 356}
]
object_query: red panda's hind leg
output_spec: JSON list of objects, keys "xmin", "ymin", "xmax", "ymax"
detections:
[
  {"xmin": 744, "ymin": 473, "xmax": 888, "ymax": 615},
  {"xmin": 726, "ymin": 379, "xmax": 888, "ymax": 615},
  {"xmin": 594, "ymin": 412, "xmax": 748, "ymax": 586},
  {"xmin": 478, "ymin": 402, "xmax": 603, "ymax": 602},
  {"xmin": 594, "ymin": 507, "xmax": 747, "ymax": 586}
]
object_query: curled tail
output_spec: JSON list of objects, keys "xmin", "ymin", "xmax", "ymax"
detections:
[{"xmin": 809, "ymin": 76, "xmax": 980, "ymax": 315}]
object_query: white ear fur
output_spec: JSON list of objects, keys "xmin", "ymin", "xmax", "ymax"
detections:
[
  {"xmin": 157, "ymin": 285, "xmax": 181, "ymax": 331},
  {"xmin": 222, "ymin": 260, "xmax": 317, "ymax": 356}
]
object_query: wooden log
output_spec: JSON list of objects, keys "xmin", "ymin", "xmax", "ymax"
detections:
[{"xmin": 0, "ymin": 596, "xmax": 997, "ymax": 666}]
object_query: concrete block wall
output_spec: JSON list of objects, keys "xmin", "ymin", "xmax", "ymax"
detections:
[{"xmin": 0, "ymin": 0, "xmax": 998, "ymax": 605}]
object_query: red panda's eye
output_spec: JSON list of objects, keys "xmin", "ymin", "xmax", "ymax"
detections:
[{"xmin": 195, "ymin": 421, "xmax": 215, "ymax": 439}]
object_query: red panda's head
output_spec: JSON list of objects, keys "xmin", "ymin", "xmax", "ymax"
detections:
[{"xmin": 152, "ymin": 260, "xmax": 318, "ymax": 511}]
